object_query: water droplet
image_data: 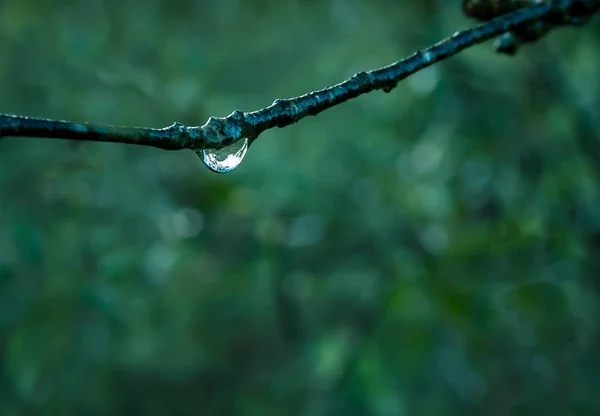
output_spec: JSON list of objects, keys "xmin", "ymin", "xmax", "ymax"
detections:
[{"xmin": 197, "ymin": 138, "xmax": 248, "ymax": 173}]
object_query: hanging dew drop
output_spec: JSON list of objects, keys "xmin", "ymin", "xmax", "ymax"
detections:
[{"xmin": 197, "ymin": 137, "xmax": 249, "ymax": 174}]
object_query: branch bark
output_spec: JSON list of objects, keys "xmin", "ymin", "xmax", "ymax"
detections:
[{"xmin": 0, "ymin": 0, "xmax": 597, "ymax": 152}]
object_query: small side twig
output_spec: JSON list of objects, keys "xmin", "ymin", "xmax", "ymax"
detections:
[
  {"xmin": 464, "ymin": 0, "xmax": 598, "ymax": 55},
  {"xmin": 0, "ymin": 0, "xmax": 597, "ymax": 152}
]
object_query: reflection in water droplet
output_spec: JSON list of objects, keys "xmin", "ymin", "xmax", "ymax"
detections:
[{"xmin": 197, "ymin": 138, "xmax": 248, "ymax": 174}]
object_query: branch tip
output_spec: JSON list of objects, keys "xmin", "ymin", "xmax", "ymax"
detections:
[{"xmin": 0, "ymin": 0, "xmax": 596, "ymax": 153}]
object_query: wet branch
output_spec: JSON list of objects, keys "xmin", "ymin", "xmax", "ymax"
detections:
[{"xmin": 0, "ymin": 0, "xmax": 597, "ymax": 151}]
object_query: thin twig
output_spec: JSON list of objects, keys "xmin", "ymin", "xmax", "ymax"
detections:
[{"xmin": 0, "ymin": 0, "xmax": 597, "ymax": 151}]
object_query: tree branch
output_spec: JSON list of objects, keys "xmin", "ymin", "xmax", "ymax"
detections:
[{"xmin": 0, "ymin": 0, "xmax": 597, "ymax": 153}]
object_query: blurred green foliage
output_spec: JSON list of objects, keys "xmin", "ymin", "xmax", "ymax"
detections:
[{"xmin": 0, "ymin": 0, "xmax": 600, "ymax": 414}]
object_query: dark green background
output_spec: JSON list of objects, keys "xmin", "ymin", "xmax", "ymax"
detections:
[{"xmin": 0, "ymin": 1, "xmax": 599, "ymax": 414}]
